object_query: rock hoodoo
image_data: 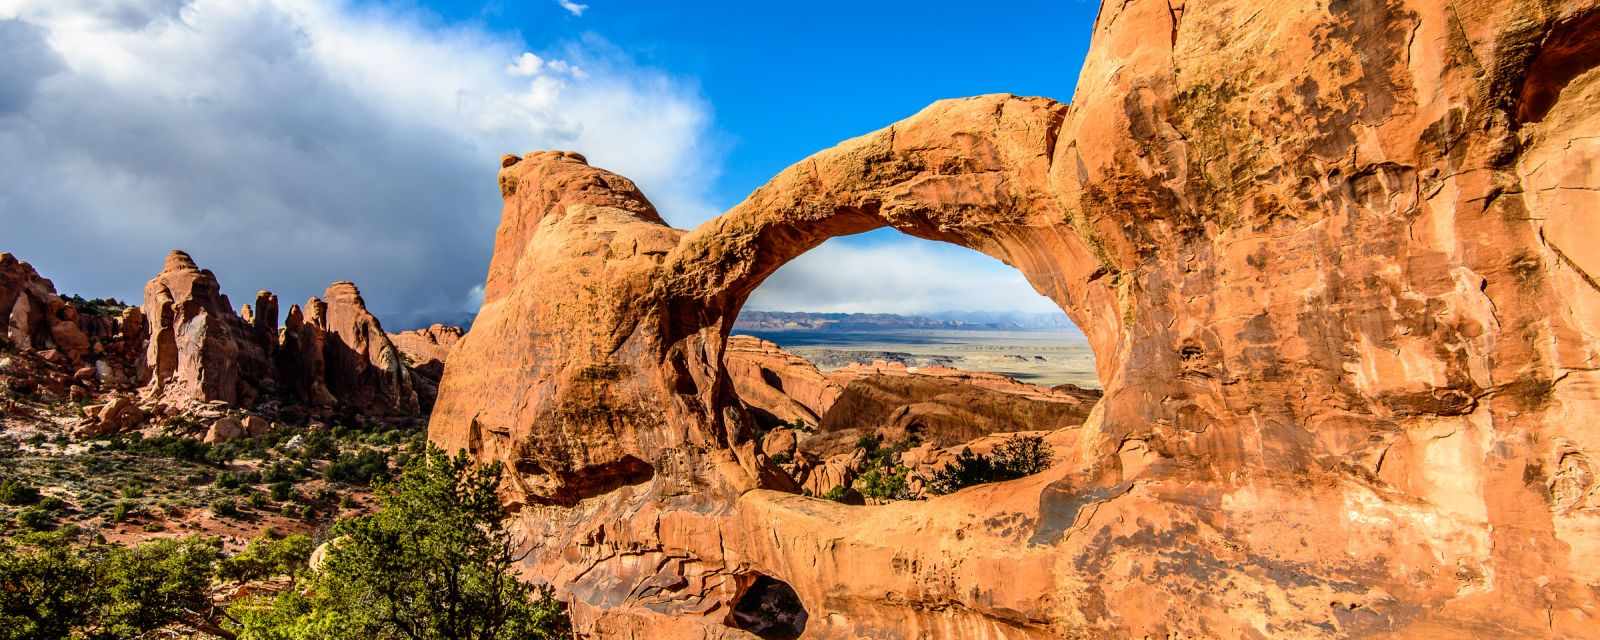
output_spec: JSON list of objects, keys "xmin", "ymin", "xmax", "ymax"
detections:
[
  {"xmin": 139, "ymin": 251, "xmax": 423, "ymax": 418},
  {"xmin": 3, "ymin": 248, "xmax": 439, "ymax": 432},
  {"xmin": 429, "ymin": 0, "xmax": 1600, "ymax": 637},
  {"xmin": 142, "ymin": 250, "xmax": 271, "ymax": 407}
]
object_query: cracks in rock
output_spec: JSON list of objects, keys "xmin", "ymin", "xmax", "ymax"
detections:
[
  {"xmin": 1165, "ymin": 0, "xmax": 1183, "ymax": 49},
  {"xmin": 1445, "ymin": 4, "xmax": 1484, "ymax": 77},
  {"xmin": 1542, "ymin": 228, "xmax": 1600, "ymax": 295}
]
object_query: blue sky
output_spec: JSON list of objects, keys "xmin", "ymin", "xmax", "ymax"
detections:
[
  {"xmin": 1, "ymin": 0, "xmax": 1098, "ymax": 323},
  {"xmin": 420, "ymin": 0, "xmax": 1096, "ymax": 210}
]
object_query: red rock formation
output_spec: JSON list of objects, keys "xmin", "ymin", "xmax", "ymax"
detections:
[
  {"xmin": 432, "ymin": 1, "xmax": 1600, "ymax": 635},
  {"xmin": 726, "ymin": 336, "xmax": 1099, "ymax": 470},
  {"xmin": 141, "ymin": 250, "xmax": 269, "ymax": 407},
  {"xmin": 316, "ymin": 282, "xmax": 418, "ymax": 416},
  {"xmin": 135, "ymin": 251, "xmax": 424, "ymax": 419},
  {"xmin": 724, "ymin": 335, "xmax": 840, "ymax": 428},
  {"xmin": 819, "ymin": 360, "xmax": 1099, "ymax": 448},
  {"xmin": 1, "ymin": 252, "xmax": 91, "ymax": 364},
  {"xmin": 388, "ymin": 323, "xmax": 463, "ymax": 381}
]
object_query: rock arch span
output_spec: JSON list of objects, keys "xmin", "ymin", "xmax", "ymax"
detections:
[{"xmin": 430, "ymin": 0, "xmax": 1600, "ymax": 637}]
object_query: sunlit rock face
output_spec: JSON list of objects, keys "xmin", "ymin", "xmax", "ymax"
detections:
[
  {"xmin": 141, "ymin": 251, "xmax": 423, "ymax": 418},
  {"xmin": 429, "ymin": 0, "xmax": 1600, "ymax": 636}
]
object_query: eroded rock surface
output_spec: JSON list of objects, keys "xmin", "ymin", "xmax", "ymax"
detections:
[
  {"xmin": 725, "ymin": 336, "xmax": 841, "ymax": 429},
  {"xmin": 2, "ymin": 252, "xmax": 94, "ymax": 366},
  {"xmin": 389, "ymin": 324, "xmax": 463, "ymax": 382},
  {"xmin": 430, "ymin": 1, "xmax": 1600, "ymax": 637},
  {"xmin": 140, "ymin": 252, "xmax": 423, "ymax": 418}
]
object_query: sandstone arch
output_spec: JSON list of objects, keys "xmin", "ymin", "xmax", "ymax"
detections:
[{"xmin": 430, "ymin": 0, "xmax": 1600, "ymax": 637}]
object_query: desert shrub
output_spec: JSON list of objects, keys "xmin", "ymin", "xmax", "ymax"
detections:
[
  {"xmin": 263, "ymin": 462, "xmax": 297, "ymax": 484},
  {"xmin": 0, "ymin": 533, "xmax": 100, "ymax": 640},
  {"xmin": 992, "ymin": 433, "xmax": 1053, "ymax": 476},
  {"xmin": 325, "ymin": 448, "xmax": 389, "ymax": 485},
  {"xmin": 98, "ymin": 536, "xmax": 224, "ymax": 637},
  {"xmin": 856, "ymin": 465, "xmax": 914, "ymax": 501},
  {"xmin": 210, "ymin": 497, "xmax": 240, "ymax": 518},
  {"xmin": 294, "ymin": 431, "xmax": 338, "ymax": 462},
  {"xmin": 14, "ymin": 507, "xmax": 53, "ymax": 531},
  {"xmin": 821, "ymin": 486, "xmax": 849, "ymax": 503},
  {"xmin": 35, "ymin": 497, "xmax": 64, "ymax": 512},
  {"xmin": 0, "ymin": 478, "xmax": 41, "ymax": 506},
  {"xmin": 110, "ymin": 501, "xmax": 133, "ymax": 523},
  {"xmin": 925, "ymin": 434, "xmax": 1054, "ymax": 496},
  {"xmin": 117, "ymin": 434, "xmax": 215, "ymax": 464},
  {"xmin": 1, "ymin": 533, "xmax": 233, "ymax": 639},
  {"xmin": 269, "ymin": 481, "xmax": 294, "ymax": 502},
  {"xmin": 849, "ymin": 434, "xmax": 920, "ymax": 502},
  {"xmin": 218, "ymin": 534, "xmax": 313, "ymax": 583},
  {"xmin": 924, "ymin": 448, "xmax": 996, "ymax": 496},
  {"xmin": 214, "ymin": 471, "xmax": 245, "ymax": 490}
]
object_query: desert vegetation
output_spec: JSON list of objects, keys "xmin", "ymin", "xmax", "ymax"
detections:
[
  {"xmin": 0, "ymin": 445, "xmax": 571, "ymax": 640},
  {"xmin": 924, "ymin": 434, "xmax": 1054, "ymax": 495}
]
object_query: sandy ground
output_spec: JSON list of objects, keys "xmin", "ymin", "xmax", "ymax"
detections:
[{"xmin": 736, "ymin": 329, "xmax": 1099, "ymax": 388}]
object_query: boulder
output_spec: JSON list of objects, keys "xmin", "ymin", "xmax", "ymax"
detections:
[
  {"xmin": 203, "ymin": 416, "xmax": 244, "ymax": 444},
  {"xmin": 75, "ymin": 394, "xmax": 144, "ymax": 437},
  {"xmin": 240, "ymin": 415, "xmax": 271, "ymax": 436}
]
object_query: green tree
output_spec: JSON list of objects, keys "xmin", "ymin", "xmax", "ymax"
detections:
[
  {"xmin": 97, "ymin": 536, "xmax": 232, "ymax": 639},
  {"xmin": 218, "ymin": 534, "xmax": 313, "ymax": 584},
  {"xmin": 233, "ymin": 446, "xmax": 570, "ymax": 640},
  {"xmin": 0, "ymin": 534, "xmax": 99, "ymax": 640}
]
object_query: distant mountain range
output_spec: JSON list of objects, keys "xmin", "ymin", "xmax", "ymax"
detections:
[
  {"xmin": 383, "ymin": 309, "xmax": 1078, "ymax": 334},
  {"xmin": 734, "ymin": 310, "xmax": 1077, "ymax": 332}
]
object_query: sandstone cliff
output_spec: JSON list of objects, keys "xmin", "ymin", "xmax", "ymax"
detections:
[{"xmin": 429, "ymin": 1, "xmax": 1600, "ymax": 636}]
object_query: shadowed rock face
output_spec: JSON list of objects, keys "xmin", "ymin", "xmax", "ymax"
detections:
[{"xmin": 429, "ymin": 1, "xmax": 1600, "ymax": 637}]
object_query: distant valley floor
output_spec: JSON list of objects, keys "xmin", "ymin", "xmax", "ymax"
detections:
[{"xmin": 734, "ymin": 329, "xmax": 1098, "ymax": 388}]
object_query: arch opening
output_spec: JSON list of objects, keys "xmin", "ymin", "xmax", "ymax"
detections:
[
  {"xmin": 728, "ymin": 574, "xmax": 808, "ymax": 640},
  {"xmin": 732, "ymin": 231, "xmax": 1099, "ymax": 391},
  {"xmin": 721, "ymin": 231, "xmax": 1103, "ymax": 500}
]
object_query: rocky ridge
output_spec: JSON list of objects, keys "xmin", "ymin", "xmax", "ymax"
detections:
[{"xmin": 3, "ymin": 250, "xmax": 443, "ymax": 439}]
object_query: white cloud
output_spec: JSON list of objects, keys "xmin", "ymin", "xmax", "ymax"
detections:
[
  {"xmin": 0, "ymin": 0, "xmax": 717, "ymax": 328},
  {"xmin": 743, "ymin": 238, "xmax": 1066, "ymax": 315},
  {"xmin": 506, "ymin": 51, "xmax": 542, "ymax": 76},
  {"xmin": 556, "ymin": 0, "xmax": 587, "ymax": 17}
]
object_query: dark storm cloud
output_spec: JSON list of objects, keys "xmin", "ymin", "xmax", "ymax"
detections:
[
  {"xmin": 0, "ymin": 19, "xmax": 63, "ymax": 114},
  {"xmin": 0, "ymin": 0, "xmax": 717, "ymax": 327}
]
